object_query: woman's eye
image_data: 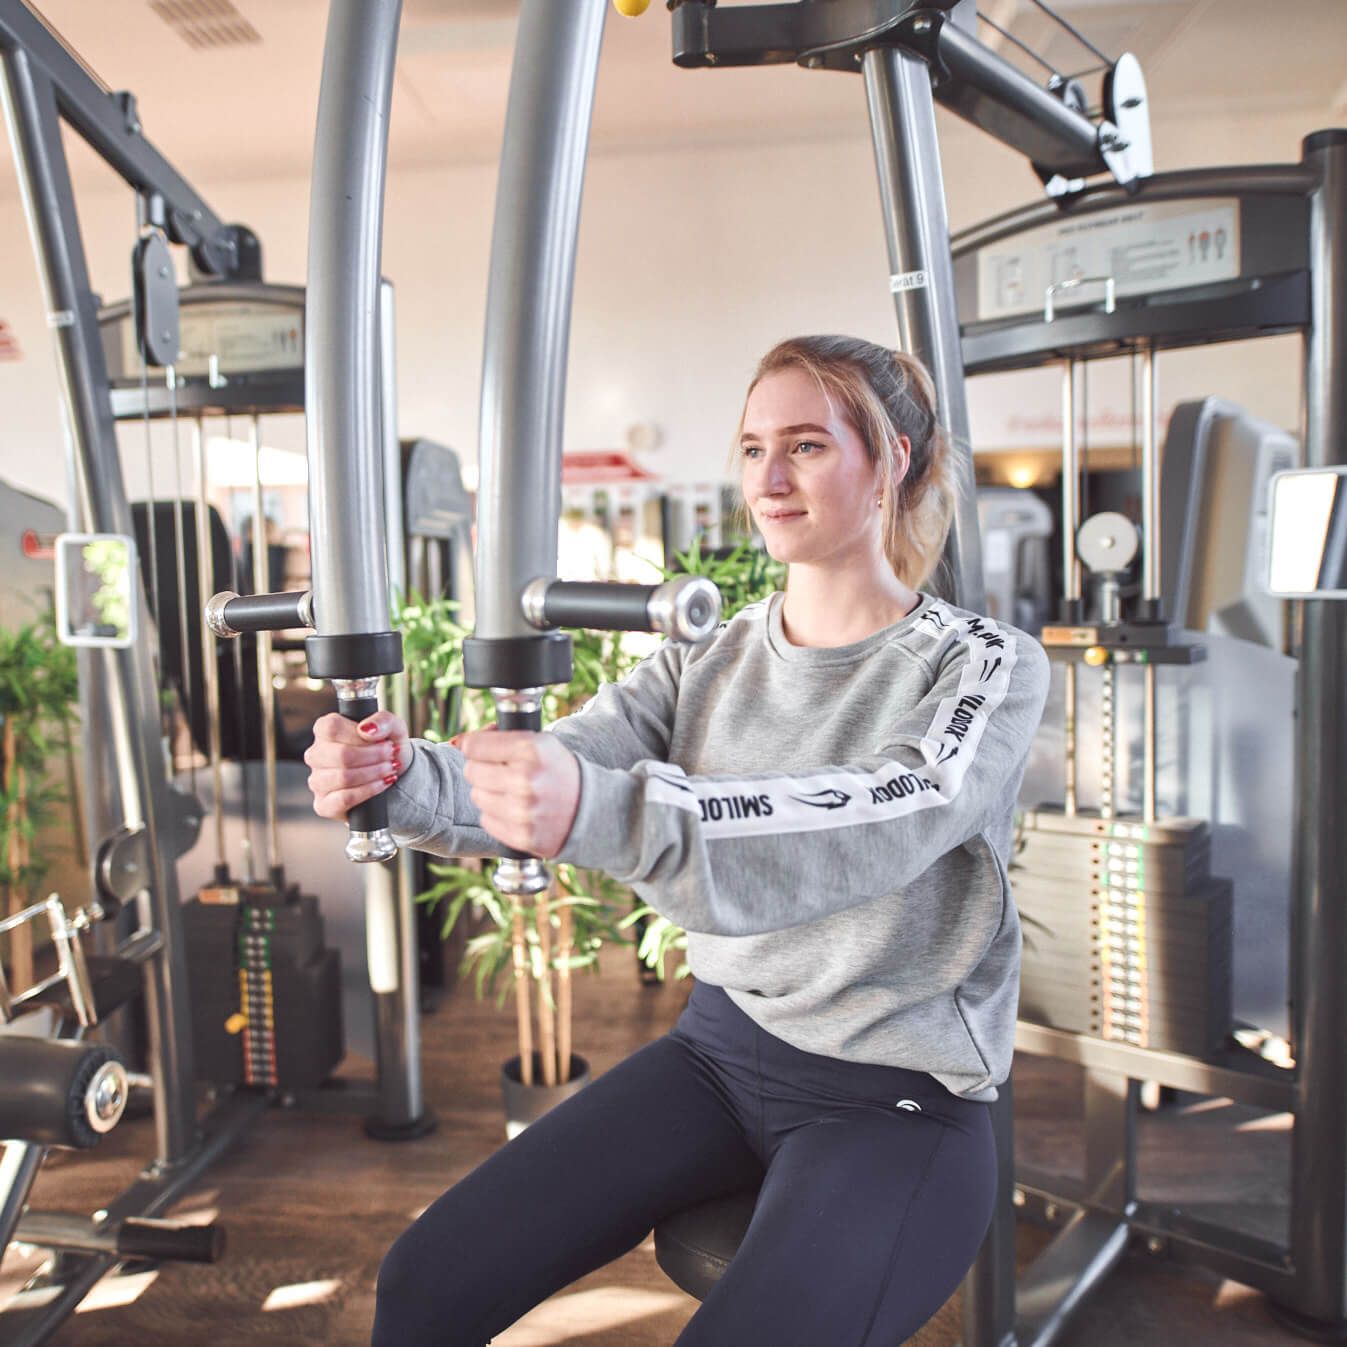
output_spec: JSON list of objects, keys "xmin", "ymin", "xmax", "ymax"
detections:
[
  {"xmin": 741, "ymin": 444, "xmax": 762, "ymax": 459},
  {"xmin": 794, "ymin": 440, "xmax": 824, "ymax": 455}
]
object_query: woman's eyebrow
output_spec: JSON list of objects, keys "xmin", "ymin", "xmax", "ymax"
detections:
[{"xmin": 740, "ymin": 421, "xmax": 832, "ymax": 442}]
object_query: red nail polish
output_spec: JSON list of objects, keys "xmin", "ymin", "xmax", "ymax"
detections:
[
  {"xmin": 383, "ymin": 773, "xmax": 398, "ymax": 787},
  {"xmin": 359, "ymin": 721, "xmax": 378, "ymax": 736}
]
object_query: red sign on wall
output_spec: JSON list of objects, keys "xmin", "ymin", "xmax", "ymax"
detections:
[
  {"xmin": 0, "ymin": 320, "xmax": 22, "ymax": 362},
  {"xmin": 21, "ymin": 530, "xmax": 56, "ymax": 560},
  {"xmin": 561, "ymin": 451, "xmax": 659, "ymax": 485}
]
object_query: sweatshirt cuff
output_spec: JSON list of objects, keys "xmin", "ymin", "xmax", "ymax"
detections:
[
  {"xmin": 555, "ymin": 755, "xmax": 643, "ymax": 876},
  {"xmin": 386, "ymin": 740, "xmax": 443, "ymax": 847}
]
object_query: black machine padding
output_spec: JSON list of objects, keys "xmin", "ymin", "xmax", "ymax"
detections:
[{"xmin": 0, "ymin": 1036, "xmax": 123, "ymax": 1149}]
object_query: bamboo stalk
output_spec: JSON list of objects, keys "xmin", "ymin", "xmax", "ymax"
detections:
[
  {"xmin": 510, "ymin": 905, "xmax": 534, "ymax": 1085},
  {"xmin": 14, "ymin": 760, "xmax": 32, "ymax": 992},
  {"xmin": 535, "ymin": 888, "xmax": 557, "ymax": 1087},
  {"xmin": 2, "ymin": 717, "xmax": 11, "ymax": 989},
  {"xmin": 556, "ymin": 897, "xmax": 573, "ymax": 1085},
  {"xmin": 5, "ymin": 726, "xmax": 33, "ymax": 993}
]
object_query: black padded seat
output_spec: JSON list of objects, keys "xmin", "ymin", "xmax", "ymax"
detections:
[{"xmin": 654, "ymin": 1190, "xmax": 759, "ymax": 1301}]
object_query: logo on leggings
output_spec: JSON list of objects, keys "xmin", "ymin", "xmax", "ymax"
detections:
[{"xmin": 895, "ymin": 1100, "xmax": 922, "ymax": 1112}]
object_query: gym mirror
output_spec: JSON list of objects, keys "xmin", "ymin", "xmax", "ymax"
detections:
[
  {"xmin": 54, "ymin": 533, "xmax": 138, "ymax": 648},
  {"xmin": 1266, "ymin": 467, "xmax": 1347, "ymax": 597}
]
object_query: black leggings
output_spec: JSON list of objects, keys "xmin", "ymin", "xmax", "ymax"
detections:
[{"xmin": 372, "ymin": 982, "xmax": 996, "ymax": 1346}]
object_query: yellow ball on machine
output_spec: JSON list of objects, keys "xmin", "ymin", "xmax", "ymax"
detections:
[{"xmin": 613, "ymin": 0, "xmax": 651, "ymax": 14}]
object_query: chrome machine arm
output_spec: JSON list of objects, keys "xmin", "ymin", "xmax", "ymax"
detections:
[{"xmin": 467, "ymin": 0, "xmax": 721, "ymax": 899}]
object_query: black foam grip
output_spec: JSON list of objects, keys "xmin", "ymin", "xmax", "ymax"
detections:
[
  {"xmin": 117, "ymin": 1217, "xmax": 226, "ymax": 1264},
  {"xmin": 542, "ymin": 581, "xmax": 658, "ymax": 632},
  {"xmin": 495, "ymin": 704, "xmax": 541, "ymax": 858},
  {"xmin": 338, "ymin": 694, "xmax": 388, "ymax": 834},
  {"xmin": 0, "ymin": 1038, "xmax": 123, "ymax": 1149},
  {"xmin": 223, "ymin": 591, "xmax": 309, "ymax": 633}
]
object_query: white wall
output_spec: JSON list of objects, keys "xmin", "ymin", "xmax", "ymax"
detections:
[{"xmin": 0, "ymin": 96, "xmax": 1338, "ymax": 515}]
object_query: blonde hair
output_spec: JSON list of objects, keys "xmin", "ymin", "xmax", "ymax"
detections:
[{"xmin": 736, "ymin": 335, "xmax": 958, "ymax": 590}]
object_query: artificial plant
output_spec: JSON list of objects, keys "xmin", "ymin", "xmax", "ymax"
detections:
[{"xmin": 0, "ymin": 610, "xmax": 80, "ymax": 992}]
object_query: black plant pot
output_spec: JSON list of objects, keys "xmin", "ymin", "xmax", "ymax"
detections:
[{"xmin": 501, "ymin": 1053, "xmax": 591, "ymax": 1139}]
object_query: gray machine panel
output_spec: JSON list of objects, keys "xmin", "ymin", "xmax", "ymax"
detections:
[{"xmin": 1160, "ymin": 397, "xmax": 1298, "ymax": 648}]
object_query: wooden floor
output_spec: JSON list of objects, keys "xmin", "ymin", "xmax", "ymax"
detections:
[{"xmin": 0, "ymin": 951, "xmax": 1316, "ymax": 1347}]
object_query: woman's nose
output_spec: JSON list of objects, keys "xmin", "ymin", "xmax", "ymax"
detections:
[{"xmin": 761, "ymin": 453, "xmax": 791, "ymax": 493}]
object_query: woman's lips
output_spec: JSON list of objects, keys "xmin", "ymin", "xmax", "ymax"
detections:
[{"xmin": 760, "ymin": 510, "xmax": 806, "ymax": 523}]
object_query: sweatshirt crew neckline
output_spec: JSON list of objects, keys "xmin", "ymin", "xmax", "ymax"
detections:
[{"xmin": 764, "ymin": 590, "xmax": 932, "ymax": 666}]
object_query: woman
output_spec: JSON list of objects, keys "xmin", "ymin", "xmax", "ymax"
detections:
[{"xmin": 306, "ymin": 335, "xmax": 1050, "ymax": 1346}]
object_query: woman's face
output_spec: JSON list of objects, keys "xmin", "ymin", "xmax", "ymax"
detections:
[{"xmin": 739, "ymin": 366, "xmax": 886, "ymax": 569}]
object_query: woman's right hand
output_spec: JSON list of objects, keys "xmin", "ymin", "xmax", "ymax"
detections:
[{"xmin": 304, "ymin": 709, "xmax": 412, "ymax": 821}]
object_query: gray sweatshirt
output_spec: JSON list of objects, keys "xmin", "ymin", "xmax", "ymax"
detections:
[{"xmin": 388, "ymin": 591, "xmax": 1050, "ymax": 1100}]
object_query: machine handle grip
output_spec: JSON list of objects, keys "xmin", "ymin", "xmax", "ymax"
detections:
[
  {"xmin": 205, "ymin": 589, "xmax": 314, "ymax": 637},
  {"xmin": 522, "ymin": 577, "xmax": 721, "ymax": 642},
  {"xmin": 495, "ymin": 702, "xmax": 540, "ymax": 861},
  {"xmin": 338, "ymin": 692, "xmax": 396, "ymax": 862}
]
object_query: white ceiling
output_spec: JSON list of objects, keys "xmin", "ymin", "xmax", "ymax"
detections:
[{"xmin": 15, "ymin": 0, "xmax": 1347, "ymax": 194}]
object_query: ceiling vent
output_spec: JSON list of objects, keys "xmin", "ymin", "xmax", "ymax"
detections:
[{"xmin": 148, "ymin": 0, "xmax": 260, "ymax": 50}]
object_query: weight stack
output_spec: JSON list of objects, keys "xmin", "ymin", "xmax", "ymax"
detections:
[
  {"xmin": 1013, "ymin": 809, "xmax": 1233, "ymax": 1059},
  {"xmin": 182, "ymin": 884, "xmax": 344, "ymax": 1089}
]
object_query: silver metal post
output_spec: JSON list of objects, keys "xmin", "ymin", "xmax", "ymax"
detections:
[
  {"xmin": 1138, "ymin": 347, "xmax": 1162, "ymax": 828},
  {"xmin": 1142, "ymin": 664, "xmax": 1157, "ymax": 823},
  {"xmin": 1062, "ymin": 360, "xmax": 1082, "ymax": 607},
  {"xmin": 0, "ymin": 46, "xmax": 196, "ymax": 1163},
  {"xmin": 194, "ymin": 415, "xmax": 227, "ymax": 874},
  {"xmin": 1141, "ymin": 347, "xmax": 1160, "ymax": 608},
  {"xmin": 863, "ymin": 43, "xmax": 985, "ymax": 611},
  {"xmin": 304, "ymin": 0, "xmax": 403, "ymax": 865},
  {"xmin": 304, "ymin": 0, "xmax": 401, "ymax": 639},
  {"xmin": 1062, "ymin": 356, "xmax": 1081, "ymax": 820},
  {"xmin": 364, "ymin": 278, "xmax": 429, "ymax": 1137},
  {"xmin": 250, "ymin": 414, "xmax": 280, "ymax": 880},
  {"xmin": 1286, "ymin": 128, "xmax": 1347, "ymax": 1331},
  {"xmin": 474, "ymin": 0, "xmax": 607, "ymax": 640}
]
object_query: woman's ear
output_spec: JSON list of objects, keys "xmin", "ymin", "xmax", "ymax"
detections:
[{"xmin": 893, "ymin": 433, "xmax": 913, "ymax": 490}]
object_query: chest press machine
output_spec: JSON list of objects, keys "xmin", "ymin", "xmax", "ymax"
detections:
[
  {"xmin": 640, "ymin": 5, "xmax": 1347, "ymax": 1346},
  {"xmin": 208, "ymin": 0, "xmax": 721, "ymax": 900}
]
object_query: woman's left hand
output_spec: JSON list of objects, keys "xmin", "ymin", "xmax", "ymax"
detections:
[{"xmin": 459, "ymin": 730, "xmax": 581, "ymax": 858}]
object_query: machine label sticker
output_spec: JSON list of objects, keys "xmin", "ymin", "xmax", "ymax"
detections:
[
  {"xmin": 47, "ymin": 309, "xmax": 75, "ymax": 328},
  {"xmin": 974, "ymin": 198, "xmax": 1241, "ymax": 322},
  {"xmin": 640, "ymin": 602, "xmax": 1019, "ymax": 840},
  {"xmin": 889, "ymin": 270, "xmax": 928, "ymax": 293}
]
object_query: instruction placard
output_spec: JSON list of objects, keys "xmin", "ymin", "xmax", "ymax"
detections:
[
  {"xmin": 976, "ymin": 198, "xmax": 1241, "ymax": 323},
  {"xmin": 117, "ymin": 301, "xmax": 303, "ymax": 378}
]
